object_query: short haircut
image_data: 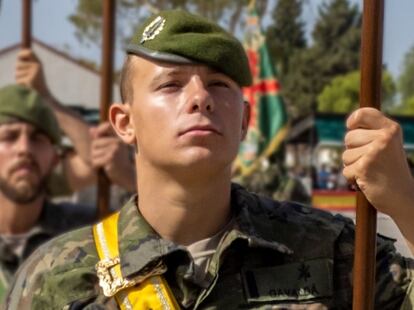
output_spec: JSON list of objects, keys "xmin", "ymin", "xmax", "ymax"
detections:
[{"xmin": 119, "ymin": 55, "xmax": 134, "ymax": 104}]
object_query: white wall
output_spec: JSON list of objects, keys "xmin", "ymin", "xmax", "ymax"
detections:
[{"xmin": 0, "ymin": 42, "xmax": 120, "ymax": 109}]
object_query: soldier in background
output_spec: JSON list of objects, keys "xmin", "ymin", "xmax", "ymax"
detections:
[
  {"xmin": 0, "ymin": 85, "xmax": 96, "ymax": 301},
  {"xmin": 0, "ymin": 46, "xmax": 139, "ymax": 301},
  {"xmin": 4, "ymin": 10, "xmax": 414, "ymax": 309},
  {"xmin": 15, "ymin": 49, "xmax": 136, "ymax": 200}
]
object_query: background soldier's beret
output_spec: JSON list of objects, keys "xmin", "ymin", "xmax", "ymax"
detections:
[
  {"xmin": 126, "ymin": 9, "xmax": 252, "ymax": 87},
  {"xmin": 0, "ymin": 84, "xmax": 61, "ymax": 144}
]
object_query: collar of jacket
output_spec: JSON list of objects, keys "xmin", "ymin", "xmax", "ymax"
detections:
[
  {"xmin": 0, "ymin": 201, "xmax": 60, "ymax": 264},
  {"xmin": 116, "ymin": 184, "xmax": 301, "ymax": 282}
]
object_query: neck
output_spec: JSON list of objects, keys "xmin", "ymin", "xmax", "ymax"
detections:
[
  {"xmin": 136, "ymin": 162, "xmax": 233, "ymax": 245},
  {"xmin": 0, "ymin": 195, "xmax": 44, "ymax": 234}
]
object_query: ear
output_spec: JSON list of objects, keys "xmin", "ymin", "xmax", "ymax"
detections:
[
  {"xmin": 109, "ymin": 103, "xmax": 136, "ymax": 145},
  {"xmin": 241, "ymin": 100, "xmax": 251, "ymax": 140}
]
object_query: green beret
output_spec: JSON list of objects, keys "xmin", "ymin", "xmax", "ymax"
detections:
[
  {"xmin": 126, "ymin": 10, "xmax": 252, "ymax": 87},
  {"xmin": 0, "ymin": 85, "xmax": 60, "ymax": 144}
]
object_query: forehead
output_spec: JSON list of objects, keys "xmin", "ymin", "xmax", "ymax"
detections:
[
  {"xmin": 0, "ymin": 121, "xmax": 40, "ymax": 133},
  {"xmin": 130, "ymin": 55, "xmax": 236, "ymax": 81}
]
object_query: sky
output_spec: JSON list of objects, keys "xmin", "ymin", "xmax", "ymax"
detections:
[{"xmin": 1, "ymin": 0, "xmax": 414, "ymax": 79}]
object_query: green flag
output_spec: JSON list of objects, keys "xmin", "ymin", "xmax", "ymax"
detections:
[{"xmin": 235, "ymin": 6, "xmax": 289, "ymax": 177}]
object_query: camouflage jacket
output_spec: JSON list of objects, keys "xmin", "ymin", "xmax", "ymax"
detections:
[
  {"xmin": 3, "ymin": 185, "xmax": 414, "ymax": 309},
  {"xmin": 0, "ymin": 201, "xmax": 96, "ymax": 302}
]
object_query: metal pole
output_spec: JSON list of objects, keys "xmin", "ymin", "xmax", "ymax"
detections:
[
  {"xmin": 352, "ymin": 0, "xmax": 384, "ymax": 309},
  {"xmin": 97, "ymin": 0, "xmax": 116, "ymax": 218},
  {"xmin": 21, "ymin": 0, "xmax": 31, "ymax": 48}
]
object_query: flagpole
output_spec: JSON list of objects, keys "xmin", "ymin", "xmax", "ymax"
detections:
[
  {"xmin": 352, "ymin": 0, "xmax": 384, "ymax": 309},
  {"xmin": 21, "ymin": 0, "xmax": 31, "ymax": 48},
  {"xmin": 97, "ymin": 0, "xmax": 116, "ymax": 218}
]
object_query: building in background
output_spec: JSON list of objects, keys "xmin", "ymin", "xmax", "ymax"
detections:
[{"xmin": 0, "ymin": 38, "xmax": 120, "ymax": 113}]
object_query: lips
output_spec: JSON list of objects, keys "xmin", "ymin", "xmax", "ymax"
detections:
[{"xmin": 179, "ymin": 124, "xmax": 222, "ymax": 136}]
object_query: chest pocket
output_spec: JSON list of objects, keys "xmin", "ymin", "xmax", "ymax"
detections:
[{"xmin": 241, "ymin": 258, "xmax": 333, "ymax": 306}]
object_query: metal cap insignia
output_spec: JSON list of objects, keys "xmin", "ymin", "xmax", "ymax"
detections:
[{"xmin": 141, "ymin": 16, "xmax": 166, "ymax": 44}]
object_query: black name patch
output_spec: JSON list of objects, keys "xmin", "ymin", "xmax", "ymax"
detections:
[{"xmin": 241, "ymin": 258, "xmax": 333, "ymax": 303}]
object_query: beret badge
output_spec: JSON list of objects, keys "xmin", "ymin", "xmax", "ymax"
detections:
[{"xmin": 140, "ymin": 16, "xmax": 166, "ymax": 44}]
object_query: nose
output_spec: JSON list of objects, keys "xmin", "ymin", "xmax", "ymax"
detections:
[
  {"xmin": 186, "ymin": 76, "xmax": 214, "ymax": 113},
  {"xmin": 14, "ymin": 133, "xmax": 32, "ymax": 155}
]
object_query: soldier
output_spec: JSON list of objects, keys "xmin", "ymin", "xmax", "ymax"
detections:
[
  {"xmin": 15, "ymin": 49, "xmax": 136, "ymax": 196},
  {"xmin": 0, "ymin": 46, "xmax": 138, "ymax": 301},
  {"xmin": 4, "ymin": 10, "xmax": 414, "ymax": 309},
  {"xmin": 0, "ymin": 85, "xmax": 96, "ymax": 302}
]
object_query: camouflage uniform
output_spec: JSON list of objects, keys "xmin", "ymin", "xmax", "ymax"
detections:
[
  {"xmin": 3, "ymin": 184, "xmax": 414, "ymax": 309},
  {"xmin": 0, "ymin": 201, "xmax": 95, "ymax": 303}
]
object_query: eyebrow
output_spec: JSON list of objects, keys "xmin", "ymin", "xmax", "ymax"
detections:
[
  {"xmin": 151, "ymin": 68, "xmax": 184, "ymax": 85},
  {"xmin": 0, "ymin": 124, "xmax": 42, "ymax": 136},
  {"xmin": 150, "ymin": 66, "xmax": 225, "ymax": 85}
]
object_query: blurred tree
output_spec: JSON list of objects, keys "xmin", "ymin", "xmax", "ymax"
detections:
[
  {"xmin": 384, "ymin": 45, "xmax": 414, "ymax": 116},
  {"xmin": 391, "ymin": 96, "xmax": 414, "ymax": 116},
  {"xmin": 265, "ymin": 0, "xmax": 306, "ymax": 77},
  {"xmin": 317, "ymin": 70, "xmax": 359, "ymax": 113},
  {"xmin": 398, "ymin": 45, "xmax": 414, "ymax": 102},
  {"xmin": 282, "ymin": 0, "xmax": 361, "ymax": 119},
  {"xmin": 69, "ymin": 0, "xmax": 103, "ymax": 46},
  {"xmin": 69, "ymin": 0, "xmax": 269, "ymax": 49},
  {"xmin": 281, "ymin": 48, "xmax": 319, "ymax": 118},
  {"xmin": 382, "ymin": 70, "xmax": 398, "ymax": 111},
  {"xmin": 317, "ymin": 70, "xmax": 396, "ymax": 113}
]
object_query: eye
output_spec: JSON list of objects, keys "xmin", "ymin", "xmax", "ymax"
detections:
[
  {"xmin": 157, "ymin": 81, "xmax": 182, "ymax": 92},
  {"xmin": 209, "ymin": 80, "xmax": 230, "ymax": 88},
  {"xmin": 32, "ymin": 133, "xmax": 50, "ymax": 144},
  {"xmin": 0, "ymin": 132, "xmax": 18, "ymax": 142}
]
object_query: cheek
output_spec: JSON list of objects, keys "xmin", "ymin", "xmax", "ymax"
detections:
[
  {"xmin": 132, "ymin": 97, "xmax": 177, "ymax": 140},
  {"xmin": 0, "ymin": 157, "xmax": 8, "ymax": 177},
  {"xmin": 213, "ymin": 90, "xmax": 243, "ymax": 111},
  {"xmin": 217, "ymin": 98, "xmax": 244, "ymax": 127},
  {"xmin": 0, "ymin": 146, "xmax": 13, "ymax": 173},
  {"xmin": 36, "ymin": 148, "xmax": 57, "ymax": 174}
]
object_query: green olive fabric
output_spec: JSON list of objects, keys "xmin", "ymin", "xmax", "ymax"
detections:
[
  {"xmin": 4, "ymin": 185, "xmax": 414, "ymax": 309},
  {"xmin": 126, "ymin": 10, "xmax": 252, "ymax": 87},
  {"xmin": 0, "ymin": 85, "xmax": 60, "ymax": 144}
]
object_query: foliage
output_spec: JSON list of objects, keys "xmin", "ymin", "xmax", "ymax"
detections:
[
  {"xmin": 398, "ymin": 44, "xmax": 414, "ymax": 102},
  {"xmin": 265, "ymin": 0, "xmax": 306, "ymax": 77},
  {"xmin": 69, "ymin": 0, "xmax": 103, "ymax": 46},
  {"xmin": 281, "ymin": 48, "xmax": 321, "ymax": 117},
  {"xmin": 317, "ymin": 70, "xmax": 396, "ymax": 113},
  {"xmin": 282, "ymin": 0, "xmax": 361, "ymax": 119},
  {"xmin": 317, "ymin": 71, "xmax": 358, "ymax": 113},
  {"xmin": 390, "ymin": 96, "xmax": 414, "ymax": 116}
]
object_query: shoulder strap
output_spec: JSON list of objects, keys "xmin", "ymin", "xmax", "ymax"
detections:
[
  {"xmin": 0, "ymin": 268, "xmax": 9, "ymax": 304},
  {"xmin": 93, "ymin": 212, "xmax": 180, "ymax": 310}
]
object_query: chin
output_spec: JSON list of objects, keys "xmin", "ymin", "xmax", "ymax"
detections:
[
  {"xmin": 15, "ymin": 178, "xmax": 39, "ymax": 189},
  {"xmin": 177, "ymin": 148, "xmax": 234, "ymax": 170},
  {"xmin": 15, "ymin": 183, "xmax": 38, "ymax": 195}
]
